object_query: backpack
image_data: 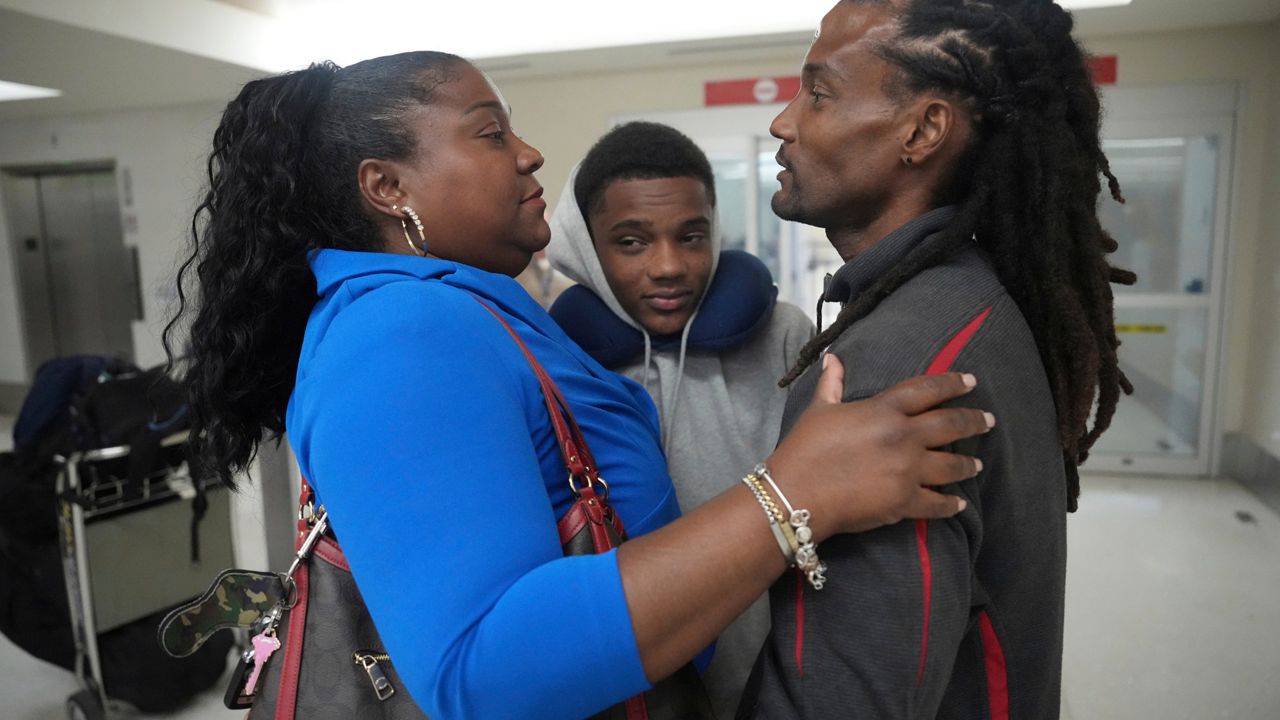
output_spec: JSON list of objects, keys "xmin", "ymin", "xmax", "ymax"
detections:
[{"xmin": 12, "ymin": 355, "xmax": 137, "ymax": 468}]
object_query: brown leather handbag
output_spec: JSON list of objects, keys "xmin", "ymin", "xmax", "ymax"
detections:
[{"xmin": 242, "ymin": 297, "xmax": 713, "ymax": 719}]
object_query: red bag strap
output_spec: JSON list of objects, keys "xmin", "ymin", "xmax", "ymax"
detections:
[{"xmin": 468, "ymin": 296, "xmax": 606, "ymax": 498}]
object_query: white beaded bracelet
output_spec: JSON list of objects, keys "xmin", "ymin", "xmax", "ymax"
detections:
[{"xmin": 755, "ymin": 464, "xmax": 827, "ymax": 590}]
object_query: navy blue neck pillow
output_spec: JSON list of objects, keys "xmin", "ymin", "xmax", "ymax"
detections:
[{"xmin": 549, "ymin": 250, "xmax": 778, "ymax": 368}]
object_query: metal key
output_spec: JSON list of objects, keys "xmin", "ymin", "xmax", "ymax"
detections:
[{"xmin": 243, "ymin": 628, "xmax": 281, "ymax": 695}]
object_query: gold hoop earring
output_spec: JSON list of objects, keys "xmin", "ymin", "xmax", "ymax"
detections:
[{"xmin": 396, "ymin": 205, "xmax": 428, "ymax": 256}]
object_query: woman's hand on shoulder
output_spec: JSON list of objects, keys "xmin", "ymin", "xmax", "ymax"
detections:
[{"xmin": 766, "ymin": 354, "xmax": 993, "ymax": 537}]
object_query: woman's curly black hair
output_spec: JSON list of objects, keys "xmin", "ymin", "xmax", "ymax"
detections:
[
  {"xmin": 163, "ymin": 51, "xmax": 463, "ymax": 488},
  {"xmin": 779, "ymin": 0, "xmax": 1136, "ymax": 510}
]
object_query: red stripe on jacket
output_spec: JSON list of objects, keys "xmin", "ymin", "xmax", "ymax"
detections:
[
  {"xmin": 792, "ymin": 305, "xmax": 992, "ymax": 686},
  {"xmin": 795, "ymin": 570, "xmax": 806, "ymax": 674},
  {"xmin": 916, "ymin": 306, "xmax": 992, "ymax": 684},
  {"xmin": 980, "ymin": 611, "xmax": 1010, "ymax": 720},
  {"xmin": 927, "ymin": 307, "xmax": 992, "ymax": 375},
  {"xmin": 914, "ymin": 519, "xmax": 932, "ymax": 683}
]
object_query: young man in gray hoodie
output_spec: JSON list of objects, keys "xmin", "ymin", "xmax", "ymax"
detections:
[{"xmin": 546, "ymin": 121, "xmax": 814, "ymax": 717}]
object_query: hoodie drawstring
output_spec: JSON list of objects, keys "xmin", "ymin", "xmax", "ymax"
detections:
[
  {"xmin": 641, "ymin": 332, "xmax": 653, "ymax": 392},
  {"xmin": 661, "ymin": 320, "xmax": 695, "ymax": 453}
]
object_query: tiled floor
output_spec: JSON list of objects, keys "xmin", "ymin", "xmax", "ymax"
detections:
[
  {"xmin": 1061, "ymin": 474, "xmax": 1280, "ymax": 719},
  {"xmin": 3, "ymin": 408, "xmax": 1278, "ymax": 717}
]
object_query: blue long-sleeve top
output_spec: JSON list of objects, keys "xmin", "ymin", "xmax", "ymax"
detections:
[{"xmin": 285, "ymin": 249, "xmax": 683, "ymax": 719}]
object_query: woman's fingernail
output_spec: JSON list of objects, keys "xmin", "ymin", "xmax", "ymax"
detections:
[
  {"xmin": 823, "ymin": 353, "xmax": 832, "ymax": 371},
  {"xmin": 957, "ymin": 498, "xmax": 968, "ymax": 512},
  {"xmin": 984, "ymin": 412, "xmax": 996, "ymax": 429},
  {"xmin": 974, "ymin": 458, "xmax": 984, "ymax": 474},
  {"xmin": 962, "ymin": 373, "xmax": 977, "ymax": 388}
]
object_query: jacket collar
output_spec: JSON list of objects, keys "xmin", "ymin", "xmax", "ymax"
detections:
[
  {"xmin": 823, "ymin": 206, "xmax": 958, "ymax": 304},
  {"xmin": 309, "ymin": 248, "xmax": 453, "ymax": 297}
]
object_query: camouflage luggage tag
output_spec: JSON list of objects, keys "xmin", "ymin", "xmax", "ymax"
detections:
[{"xmin": 158, "ymin": 568, "xmax": 287, "ymax": 658}]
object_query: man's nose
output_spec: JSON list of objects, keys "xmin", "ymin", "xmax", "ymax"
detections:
[
  {"xmin": 648, "ymin": 239, "xmax": 686, "ymax": 280},
  {"xmin": 770, "ymin": 99, "xmax": 798, "ymax": 141}
]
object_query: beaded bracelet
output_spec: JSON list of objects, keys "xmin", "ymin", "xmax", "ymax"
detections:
[{"xmin": 754, "ymin": 464, "xmax": 827, "ymax": 590}]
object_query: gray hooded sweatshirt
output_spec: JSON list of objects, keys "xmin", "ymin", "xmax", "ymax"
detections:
[{"xmin": 547, "ymin": 169, "xmax": 814, "ymax": 718}]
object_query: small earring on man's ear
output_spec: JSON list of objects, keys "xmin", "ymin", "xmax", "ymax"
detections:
[
  {"xmin": 903, "ymin": 157, "xmax": 914, "ymax": 166},
  {"xmin": 399, "ymin": 206, "xmax": 428, "ymax": 257}
]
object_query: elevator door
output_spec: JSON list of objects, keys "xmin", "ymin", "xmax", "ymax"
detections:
[{"xmin": 3, "ymin": 167, "xmax": 138, "ymax": 374}]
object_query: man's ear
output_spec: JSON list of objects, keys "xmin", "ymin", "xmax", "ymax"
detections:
[
  {"xmin": 358, "ymin": 158, "xmax": 408, "ymax": 218},
  {"xmin": 900, "ymin": 97, "xmax": 961, "ymax": 166}
]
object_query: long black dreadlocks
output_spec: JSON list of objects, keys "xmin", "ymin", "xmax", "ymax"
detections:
[{"xmin": 779, "ymin": 0, "xmax": 1136, "ymax": 510}]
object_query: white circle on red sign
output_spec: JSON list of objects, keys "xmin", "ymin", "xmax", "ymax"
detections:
[{"xmin": 753, "ymin": 78, "xmax": 780, "ymax": 104}]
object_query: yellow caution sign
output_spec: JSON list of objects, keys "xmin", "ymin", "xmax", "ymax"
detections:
[{"xmin": 1115, "ymin": 324, "xmax": 1168, "ymax": 334}]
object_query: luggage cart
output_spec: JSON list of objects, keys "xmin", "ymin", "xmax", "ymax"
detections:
[{"xmin": 55, "ymin": 431, "xmax": 236, "ymax": 720}]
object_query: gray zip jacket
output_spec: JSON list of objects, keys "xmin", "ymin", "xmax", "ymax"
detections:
[{"xmin": 741, "ymin": 207, "xmax": 1068, "ymax": 720}]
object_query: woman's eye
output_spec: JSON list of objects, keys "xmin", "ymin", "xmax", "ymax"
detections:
[
  {"xmin": 809, "ymin": 86, "xmax": 827, "ymax": 105},
  {"xmin": 485, "ymin": 131, "xmax": 506, "ymax": 143}
]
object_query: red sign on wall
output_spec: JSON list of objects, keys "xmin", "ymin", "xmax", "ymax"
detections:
[
  {"xmin": 1088, "ymin": 55, "xmax": 1118, "ymax": 85},
  {"xmin": 705, "ymin": 76, "xmax": 801, "ymax": 107}
]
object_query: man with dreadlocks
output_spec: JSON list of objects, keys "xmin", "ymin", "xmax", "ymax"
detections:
[{"xmin": 738, "ymin": 1, "xmax": 1134, "ymax": 718}]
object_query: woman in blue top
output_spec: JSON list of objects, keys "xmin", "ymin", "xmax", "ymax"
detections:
[{"xmin": 167, "ymin": 51, "xmax": 992, "ymax": 719}]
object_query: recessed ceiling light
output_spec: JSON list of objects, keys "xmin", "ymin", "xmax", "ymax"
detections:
[{"xmin": 0, "ymin": 80, "xmax": 62, "ymax": 103}]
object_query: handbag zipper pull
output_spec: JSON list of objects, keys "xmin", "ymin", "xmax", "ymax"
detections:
[{"xmin": 353, "ymin": 651, "xmax": 396, "ymax": 701}]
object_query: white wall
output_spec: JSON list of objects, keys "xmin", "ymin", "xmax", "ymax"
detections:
[
  {"xmin": 0, "ymin": 102, "xmax": 222, "ymax": 381},
  {"xmin": 496, "ymin": 56, "xmax": 799, "ymax": 211},
  {"xmin": 1241, "ymin": 21, "xmax": 1280, "ymax": 458}
]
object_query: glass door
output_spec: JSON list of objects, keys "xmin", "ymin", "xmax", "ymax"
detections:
[
  {"xmin": 1083, "ymin": 110, "xmax": 1235, "ymax": 475},
  {"xmin": 705, "ymin": 135, "xmax": 844, "ymax": 327}
]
